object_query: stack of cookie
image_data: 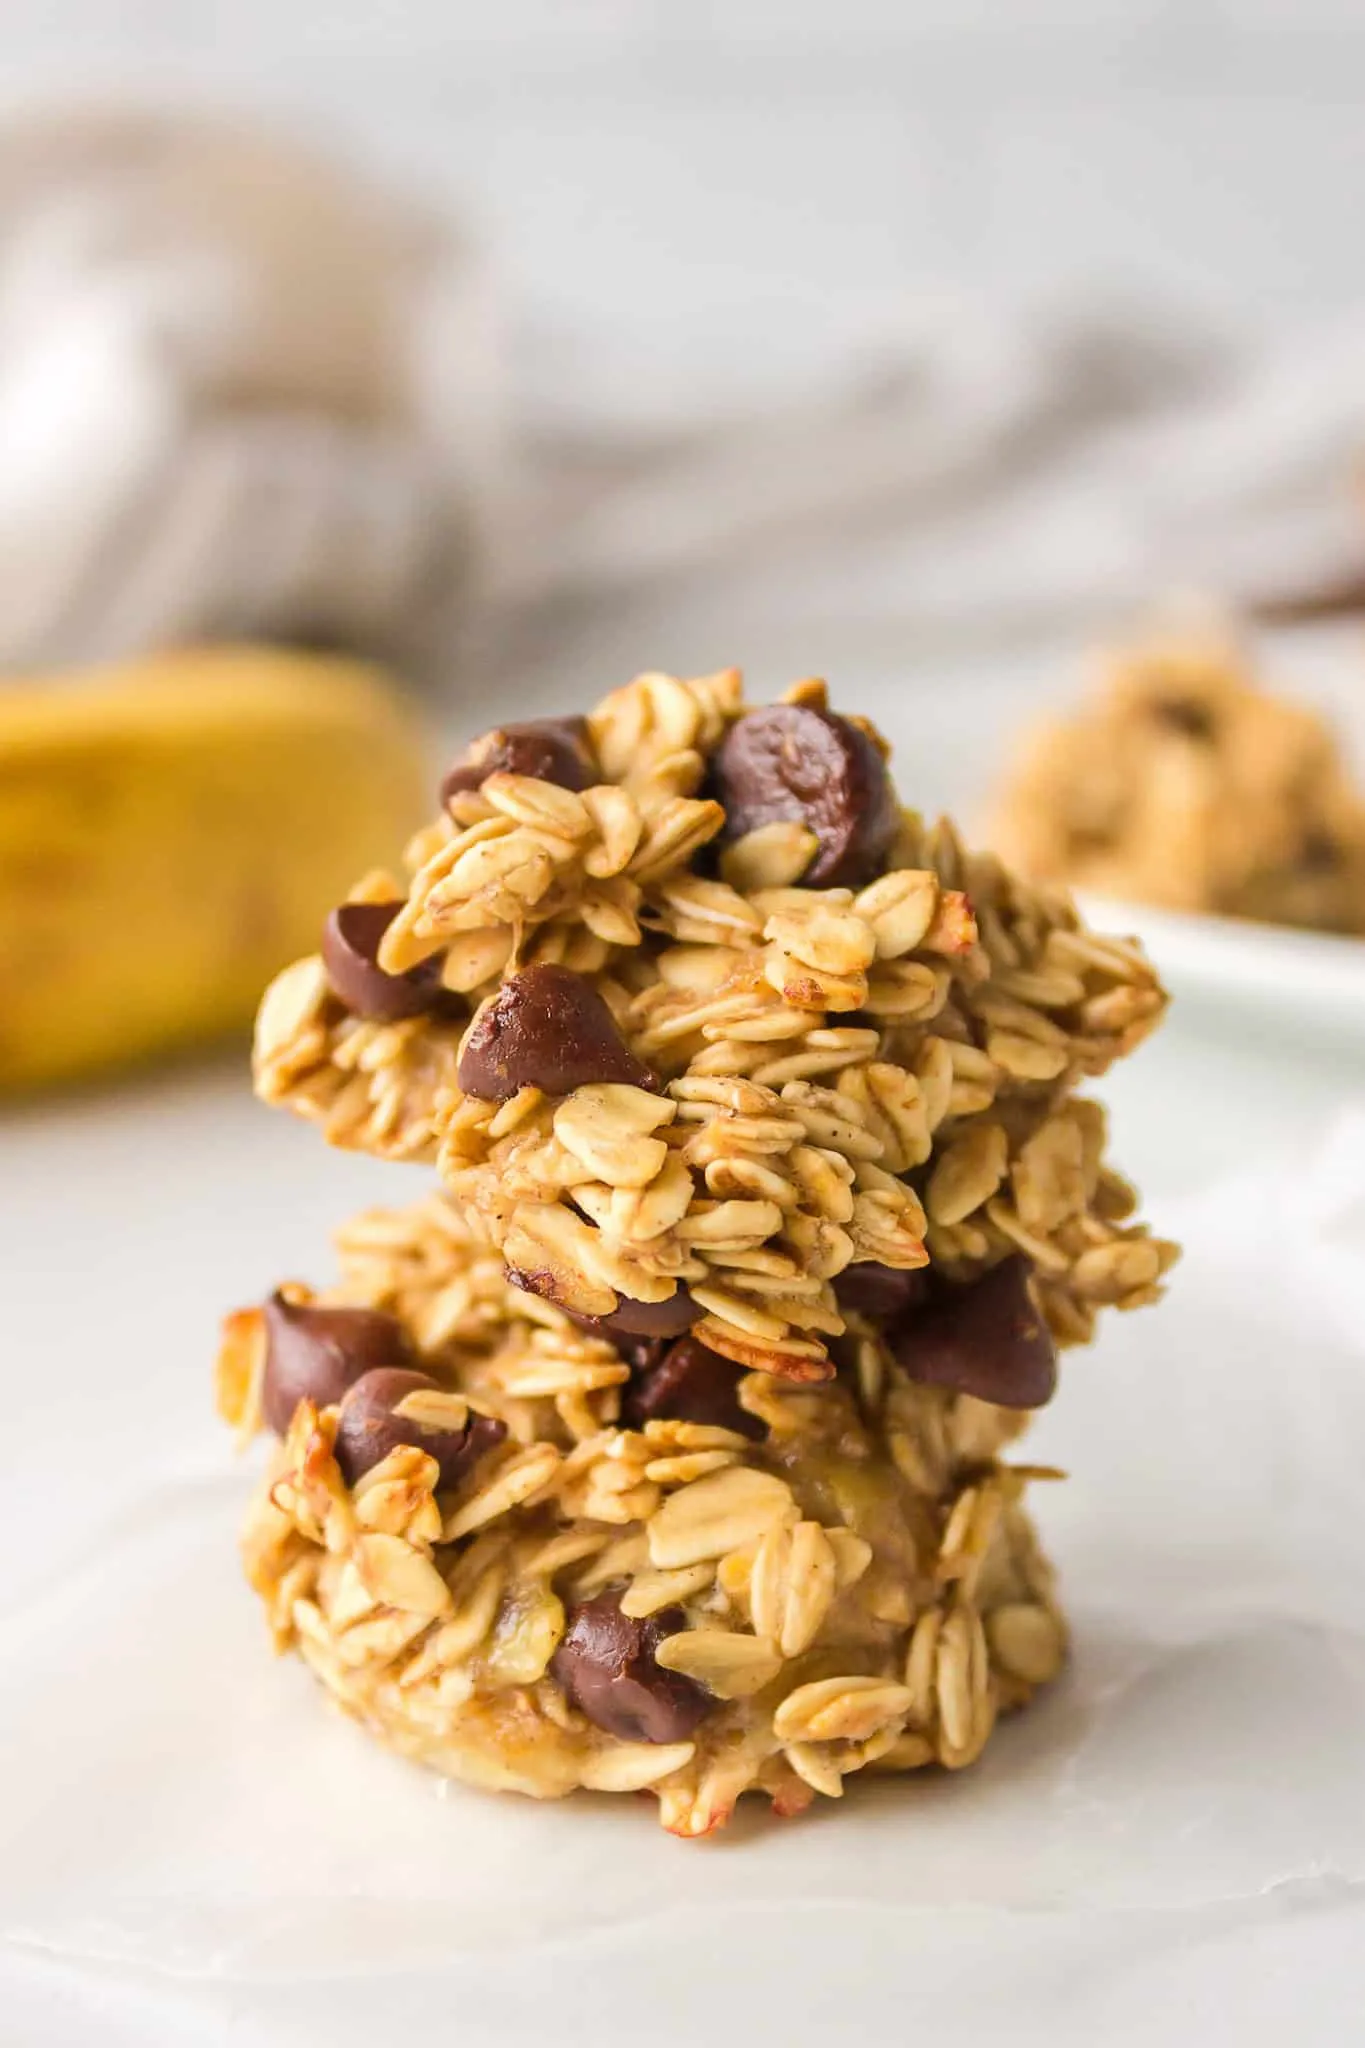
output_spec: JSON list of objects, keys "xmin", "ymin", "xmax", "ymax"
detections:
[{"xmin": 218, "ymin": 669, "xmax": 1177, "ymax": 1835}]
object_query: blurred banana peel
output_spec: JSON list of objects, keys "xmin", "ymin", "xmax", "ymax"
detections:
[{"xmin": 0, "ymin": 647, "xmax": 426, "ymax": 1093}]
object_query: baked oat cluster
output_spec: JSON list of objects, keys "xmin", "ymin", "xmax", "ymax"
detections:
[
  {"xmin": 219, "ymin": 1198, "xmax": 1068, "ymax": 1831},
  {"xmin": 255, "ymin": 670, "xmax": 1173, "ymax": 1374},
  {"xmin": 993, "ymin": 637, "xmax": 1365, "ymax": 936},
  {"xmin": 222, "ymin": 668, "xmax": 1179, "ymax": 1834}
]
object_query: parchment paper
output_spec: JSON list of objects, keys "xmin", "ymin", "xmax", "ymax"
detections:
[{"xmin": 2, "ymin": 1102, "xmax": 1362, "ymax": 2035}]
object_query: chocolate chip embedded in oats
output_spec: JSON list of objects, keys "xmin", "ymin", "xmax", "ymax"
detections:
[
  {"xmin": 891, "ymin": 1255, "xmax": 1056, "ymax": 1410},
  {"xmin": 261, "ymin": 1293, "xmax": 410, "ymax": 1436},
  {"xmin": 599, "ymin": 1291, "xmax": 698, "ymax": 1337},
  {"xmin": 441, "ymin": 717, "xmax": 596, "ymax": 803},
  {"xmin": 321, "ymin": 901, "xmax": 452, "ymax": 1023},
  {"xmin": 1151, "ymin": 697, "xmax": 1216, "ymax": 740},
  {"xmin": 458, "ymin": 964, "xmax": 656, "ymax": 1101},
  {"xmin": 834, "ymin": 1261, "xmax": 931, "ymax": 1327},
  {"xmin": 550, "ymin": 1592, "xmax": 714, "ymax": 1744},
  {"xmin": 568, "ymin": 1286, "xmax": 699, "ymax": 1342},
  {"xmin": 528, "ymin": 1285, "xmax": 697, "ymax": 1349},
  {"xmin": 713, "ymin": 704, "xmax": 899, "ymax": 888},
  {"xmin": 333, "ymin": 1366, "xmax": 506, "ymax": 1486},
  {"xmin": 622, "ymin": 1333, "xmax": 764, "ymax": 1440},
  {"xmin": 1301, "ymin": 828, "xmax": 1342, "ymax": 872},
  {"xmin": 577, "ymin": 1326, "xmax": 668, "ymax": 1376}
]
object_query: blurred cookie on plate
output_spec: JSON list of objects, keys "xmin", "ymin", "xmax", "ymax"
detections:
[{"xmin": 992, "ymin": 637, "xmax": 1365, "ymax": 937}]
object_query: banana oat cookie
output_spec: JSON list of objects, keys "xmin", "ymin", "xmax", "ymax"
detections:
[
  {"xmin": 993, "ymin": 637, "xmax": 1365, "ymax": 936},
  {"xmin": 225, "ymin": 667, "xmax": 1179, "ymax": 1834},
  {"xmin": 253, "ymin": 670, "xmax": 1175, "ymax": 1380},
  {"xmin": 218, "ymin": 1197, "xmax": 1069, "ymax": 1835}
]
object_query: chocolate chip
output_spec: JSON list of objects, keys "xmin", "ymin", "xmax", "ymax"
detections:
[
  {"xmin": 713, "ymin": 704, "xmax": 899, "ymax": 887},
  {"xmin": 441, "ymin": 717, "xmax": 596, "ymax": 803},
  {"xmin": 890, "ymin": 1256, "xmax": 1056, "ymax": 1410},
  {"xmin": 261, "ymin": 1293, "xmax": 410, "ymax": 1436},
  {"xmin": 567, "ymin": 1286, "xmax": 700, "ymax": 1342},
  {"xmin": 585, "ymin": 1329, "xmax": 669, "ymax": 1376},
  {"xmin": 458, "ymin": 964, "xmax": 656, "ymax": 1101},
  {"xmin": 1301, "ymin": 828, "xmax": 1342, "ymax": 872},
  {"xmin": 622, "ymin": 1333, "xmax": 764, "ymax": 1440},
  {"xmin": 321, "ymin": 901, "xmax": 452, "ymax": 1023},
  {"xmin": 1153, "ymin": 697, "xmax": 1216, "ymax": 741},
  {"xmin": 834, "ymin": 1261, "xmax": 931, "ymax": 1327},
  {"xmin": 333, "ymin": 1366, "xmax": 506, "ymax": 1486},
  {"xmin": 518, "ymin": 1280, "xmax": 697, "ymax": 1350},
  {"xmin": 550, "ymin": 1592, "xmax": 714, "ymax": 1744}
]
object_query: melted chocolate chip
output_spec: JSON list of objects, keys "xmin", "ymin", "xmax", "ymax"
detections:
[
  {"xmin": 1153, "ymin": 697, "xmax": 1216, "ymax": 741},
  {"xmin": 321, "ymin": 902, "xmax": 452, "ymax": 1023},
  {"xmin": 458, "ymin": 964, "xmax": 656, "ymax": 1101},
  {"xmin": 550, "ymin": 1592, "xmax": 714, "ymax": 1743},
  {"xmin": 890, "ymin": 1255, "xmax": 1056, "ymax": 1410},
  {"xmin": 621, "ymin": 1333, "xmax": 764, "ymax": 1439},
  {"xmin": 261, "ymin": 1294, "xmax": 410, "ymax": 1436},
  {"xmin": 1301, "ymin": 828, "xmax": 1342, "ymax": 872},
  {"xmin": 834, "ymin": 1261, "xmax": 931, "ymax": 1327},
  {"xmin": 713, "ymin": 704, "xmax": 899, "ymax": 887},
  {"xmin": 333, "ymin": 1366, "xmax": 506, "ymax": 1486},
  {"xmin": 566, "ymin": 1286, "xmax": 700, "ymax": 1342},
  {"xmin": 587, "ymin": 1329, "xmax": 669, "ymax": 1376},
  {"xmin": 441, "ymin": 717, "xmax": 596, "ymax": 803}
]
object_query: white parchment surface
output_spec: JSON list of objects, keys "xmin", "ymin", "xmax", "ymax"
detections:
[{"xmin": 2, "ymin": 1092, "xmax": 1362, "ymax": 2041}]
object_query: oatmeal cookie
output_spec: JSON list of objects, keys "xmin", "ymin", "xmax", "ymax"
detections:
[
  {"xmin": 218, "ymin": 1197, "xmax": 1069, "ymax": 1835},
  {"xmin": 253, "ymin": 671, "xmax": 1176, "ymax": 1378},
  {"xmin": 993, "ymin": 637, "xmax": 1365, "ymax": 936}
]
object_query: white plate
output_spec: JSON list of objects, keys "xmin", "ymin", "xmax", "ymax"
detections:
[{"xmin": 1077, "ymin": 892, "xmax": 1365, "ymax": 1048}]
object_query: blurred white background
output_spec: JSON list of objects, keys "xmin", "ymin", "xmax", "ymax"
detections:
[
  {"xmin": 8, "ymin": 0, "xmax": 1365, "ymax": 816},
  {"xmin": 8, "ymin": 0, "xmax": 1365, "ymax": 342}
]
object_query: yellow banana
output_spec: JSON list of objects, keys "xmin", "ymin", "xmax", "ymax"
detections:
[{"xmin": 0, "ymin": 646, "xmax": 426, "ymax": 1092}]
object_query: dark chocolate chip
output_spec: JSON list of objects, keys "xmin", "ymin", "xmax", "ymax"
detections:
[
  {"xmin": 1153, "ymin": 697, "xmax": 1216, "ymax": 741},
  {"xmin": 509, "ymin": 1269, "xmax": 693, "ymax": 1337},
  {"xmin": 333, "ymin": 1366, "xmax": 506, "ymax": 1486},
  {"xmin": 712, "ymin": 704, "xmax": 899, "ymax": 887},
  {"xmin": 834, "ymin": 1261, "xmax": 931, "ymax": 1328},
  {"xmin": 261, "ymin": 1293, "xmax": 411, "ymax": 1436},
  {"xmin": 890, "ymin": 1255, "xmax": 1056, "ymax": 1410},
  {"xmin": 567, "ymin": 1286, "xmax": 700, "ymax": 1342},
  {"xmin": 585, "ymin": 1329, "xmax": 669, "ymax": 1376},
  {"xmin": 458, "ymin": 964, "xmax": 656, "ymax": 1101},
  {"xmin": 321, "ymin": 901, "xmax": 452, "ymax": 1023},
  {"xmin": 550, "ymin": 1592, "xmax": 714, "ymax": 1744},
  {"xmin": 1301, "ymin": 828, "xmax": 1342, "ymax": 872},
  {"xmin": 441, "ymin": 717, "xmax": 596, "ymax": 803},
  {"xmin": 621, "ymin": 1333, "xmax": 764, "ymax": 1440}
]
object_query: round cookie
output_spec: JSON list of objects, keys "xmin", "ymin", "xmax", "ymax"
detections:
[
  {"xmin": 993, "ymin": 635, "xmax": 1365, "ymax": 936},
  {"xmin": 218, "ymin": 1196, "xmax": 1068, "ymax": 1836},
  {"xmin": 254, "ymin": 669, "xmax": 1176, "ymax": 1377}
]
